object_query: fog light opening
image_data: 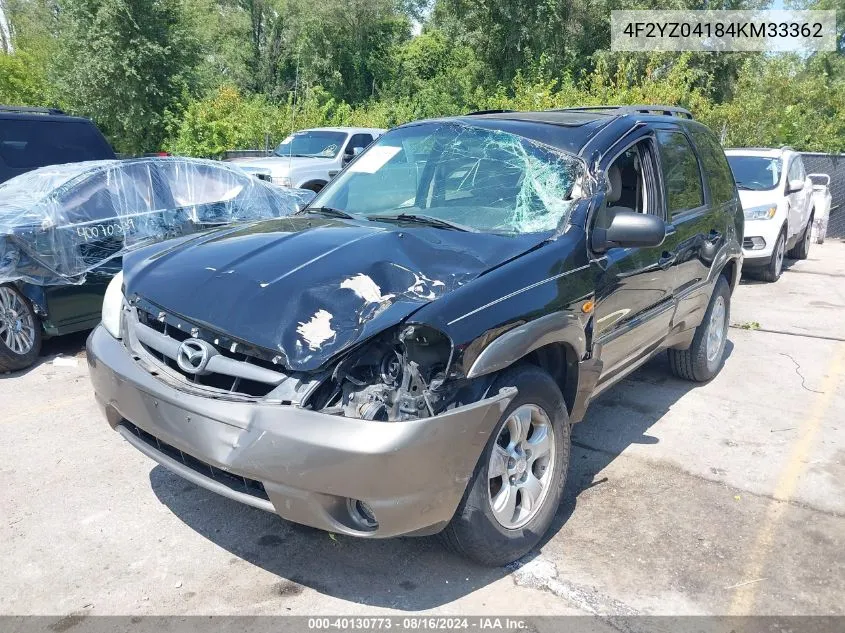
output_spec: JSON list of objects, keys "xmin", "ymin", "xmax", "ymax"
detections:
[{"xmin": 347, "ymin": 498, "xmax": 379, "ymax": 531}]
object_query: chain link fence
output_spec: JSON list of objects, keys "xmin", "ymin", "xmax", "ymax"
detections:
[{"xmin": 802, "ymin": 153, "xmax": 845, "ymax": 240}]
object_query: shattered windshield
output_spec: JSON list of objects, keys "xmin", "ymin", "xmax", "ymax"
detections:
[
  {"xmin": 311, "ymin": 122, "xmax": 585, "ymax": 233},
  {"xmin": 274, "ymin": 131, "xmax": 348, "ymax": 158}
]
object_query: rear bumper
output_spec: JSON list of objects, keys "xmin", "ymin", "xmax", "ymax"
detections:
[{"xmin": 86, "ymin": 325, "xmax": 514, "ymax": 538}]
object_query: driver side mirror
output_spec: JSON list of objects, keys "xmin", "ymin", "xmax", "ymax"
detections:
[
  {"xmin": 592, "ymin": 211, "xmax": 667, "ymax": 253},
  {"xmin": 785, "ymin": 179, "xmax": 804, "ymax": 194},
  {"xmin": 343, "ymin": 146, "xmax": 362, "ymax": 165}
]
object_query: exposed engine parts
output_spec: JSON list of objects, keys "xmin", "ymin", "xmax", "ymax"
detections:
[{"xmin": 310, "ymin": 325, "xmax": 453, "ymax": 421}]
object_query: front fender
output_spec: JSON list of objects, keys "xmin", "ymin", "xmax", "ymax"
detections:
[{"xmin": 465, "ymin": 310, "xmax": 586, "ymax": 379}]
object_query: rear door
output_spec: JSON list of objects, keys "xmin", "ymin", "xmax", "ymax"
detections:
[{"xmin": 654, "ymin": 124, "xmax": 722, "ymax": 320}]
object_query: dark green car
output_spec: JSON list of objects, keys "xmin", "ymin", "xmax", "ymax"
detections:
[
  {"xmin": 1, "ymin": 106, "xmax": 117, "ymax": 371},
  {"xmin": 1, "ymin": 147, "xmax": 313, "ymax": 372}
]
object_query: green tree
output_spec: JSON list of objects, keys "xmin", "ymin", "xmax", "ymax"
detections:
[
  {"xmin": 54, "ymin": 0, "xmax": 200, "ymax": 153},
  {"xmin": 382, "ymin": 28, "xmax": 488, "ymax": 118},
  {"xmin": 0, "ymin": 51, "xmax": 51, "ymax": 105}
]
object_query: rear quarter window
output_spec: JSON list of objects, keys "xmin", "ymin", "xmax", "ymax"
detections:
[{"xmin": 689, "ymin": 127, "xmax": 736, "ymax": 206}]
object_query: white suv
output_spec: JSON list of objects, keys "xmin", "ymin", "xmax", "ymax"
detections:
[
  {"xmin": 725, "ymin": 147, "xmax": 814, "ymax": 282},
  {"xmin": 233, "ymin": 127, "xmax": 386, "ymax": 193}
]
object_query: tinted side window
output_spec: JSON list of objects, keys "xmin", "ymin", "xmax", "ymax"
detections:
[
  {"xmin": 656, "ymin": 130, "xmax": 704, "ymax": 217},
  {"xmin": 347, "ymin": 134, "xmax": 373, "ymax": 153},
  {"xmin": 689, "ymin": 128, "xmax": 736, "ymax": 205},
  {"xmin": 0, "ymin": 119, "xmax": 114, "ymax": 171}
]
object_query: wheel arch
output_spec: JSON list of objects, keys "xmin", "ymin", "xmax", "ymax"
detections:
[
  {"xmin": 465, "ymin": 311, "xmax": 586, "ymax": 415},
  {"xmin": 300, "ymin": 179, "xmax": 327, "ymax": 192},
  {"xmin": 718, "ymin": 257, "xmax": 740, "ymax": 294}
]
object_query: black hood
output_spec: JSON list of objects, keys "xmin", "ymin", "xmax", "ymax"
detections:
[{"xmin": 123, "ymin": 216, "xmax": 545, "ymax": 370}]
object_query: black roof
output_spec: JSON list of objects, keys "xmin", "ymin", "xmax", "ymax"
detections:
[
  {"xmin": 0, "ymin": 105, "xmax": 97, "ymax": 125},
  {"xmin": 402, "ymin": 105, "xmax": 695, "ymax": 157}
]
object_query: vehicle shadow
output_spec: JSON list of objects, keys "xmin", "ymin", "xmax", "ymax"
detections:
[
  {"xmin": 739, "ymin": 256, "xmax": 802, "ymax": 285},
  {"xmin": 150, "ymin": 341, "xmax": 733, "ymax": 610},
  {"xmin": 544, "ymin": 340, "xmax": 733, "ymax": 546},
  {"xmin": 0, "ymin": 330, "xmax": 89, "ymax": 378}
]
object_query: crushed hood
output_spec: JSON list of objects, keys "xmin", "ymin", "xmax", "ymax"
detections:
[{"xmin": 123, "ymin": 217, "xmax": 545, "ymax": 371}]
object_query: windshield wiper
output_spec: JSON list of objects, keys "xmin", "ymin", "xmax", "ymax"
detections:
[
  {"xmin": 366, "ymin": 213, "xmax": 476, "ymax": 232},
  {"xmin": 734, "ymin": 181, "xmax": 755, "ymax": 190},
  {"xmin": 303, "ymin": 206, "xmax": 359, "ymax": 220}
]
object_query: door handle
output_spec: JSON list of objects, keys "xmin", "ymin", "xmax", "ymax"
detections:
[{"xmin": 658, "ymin": 252, "xmax": 676, "ymax": 269}]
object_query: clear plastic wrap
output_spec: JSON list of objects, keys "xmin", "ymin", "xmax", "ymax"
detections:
[{"xmin": 0, "ymin": 157, "xmax": 315, "ymax": 285}]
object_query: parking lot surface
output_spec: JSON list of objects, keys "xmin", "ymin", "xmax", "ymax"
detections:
[{"xmin": 2, "ymin": 243, "xmax": 844, "ymax": 618}]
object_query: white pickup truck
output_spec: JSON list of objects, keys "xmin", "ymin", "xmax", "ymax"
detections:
[
  {"xmin": 725, "ymin": 147, "xmax": 817, "ymax": 282},
  {"xmin": 233, "ymin": 127, "xmax": 385, "ymax": 193}
]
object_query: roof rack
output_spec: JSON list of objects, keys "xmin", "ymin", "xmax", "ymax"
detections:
[
  {"xmin": 558, "ymin": 105, "xmax": 694, "ymax": 119},
  {"xmin": 464, "ymin": 109, "xmax": 517, "ymax": 116},
  {"xmin": 725, "ymin": 146, "xmax": 794, "ymax": 153},
  {"xmin": 0, "ymin": 105, "xmax": 67, "ymax": 115}
]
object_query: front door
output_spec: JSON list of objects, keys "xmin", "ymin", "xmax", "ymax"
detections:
[
  {"xmin": 785, "ymin": 155, "xmax": 809, "ymax": 240},
  {"xmin": 590, "ymin": 130, "xmax": 680, "ymax": 383}
]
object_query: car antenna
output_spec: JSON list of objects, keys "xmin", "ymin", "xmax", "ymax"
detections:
[{"xmin": 287, "ymin": 50, "xmax": 300, "ymax": 171}]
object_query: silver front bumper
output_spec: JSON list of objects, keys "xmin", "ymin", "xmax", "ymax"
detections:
[{"xmin": 87, "ymin": 325, "xmax": 515, "ymax": 537}]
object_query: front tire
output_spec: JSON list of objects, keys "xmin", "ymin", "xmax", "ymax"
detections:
[
  {"xmin": 788, "ymin": 212, "xmax": 813, "ymax": 260},
  {"xmin": 668, "ymin": 275, "xmax": 730, "ymax": 382},
  {"xmin": 0, "ymin": 284, "xmax": 42, "ymax": 372},
  {"xmin": 758, "ymin": 229, "xmax": 786, "ymax": 283},
  {"xmin": 441, "ymin": 365, "xmax": 570, "ymax": 566}
]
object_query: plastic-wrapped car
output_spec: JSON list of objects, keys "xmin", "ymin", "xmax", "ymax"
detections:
[
  {"xmin": 808, "ymin": 173, "xmax": 832, "ymax": 244},
  {"xmin": 0, "ymin": 157, "xmax": 313, "ymax": 371}
]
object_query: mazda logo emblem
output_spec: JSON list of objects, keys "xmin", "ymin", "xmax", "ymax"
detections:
[{"xmin": 176, "ymin": 338, "xmax": 213, "ymax": 374}]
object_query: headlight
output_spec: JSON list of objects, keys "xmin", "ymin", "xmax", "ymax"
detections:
[
  {"xmin": 273, "ymin": 176, "xmax": 292, "ymax": 187},
  {"xmin": 102, "ymin": 270, "xmax": 124, "ymax": 339},
  {"xmin": 744, "ymin": 204, "xmax": 777, "ymax": 221}
]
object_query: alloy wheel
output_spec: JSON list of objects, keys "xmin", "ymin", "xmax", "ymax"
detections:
[
  {"xmin": 774, "ymin": 236, "xmax": 785, "ymax": 277},
  {"xmin": 488, "ymin": 404, "xmax": 556, "ymax": 529},
  {"xmin": 705, "ymin": 295, "xmax": 727, "ymax": 364},
  {"xmin": 0, "ymin": 287, "xmax": 36, "ymax": 356}
]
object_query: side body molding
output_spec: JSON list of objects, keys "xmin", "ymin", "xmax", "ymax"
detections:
[{"xmin": 466, "ymin": 311, "xmax": 587, "ymax": 379}]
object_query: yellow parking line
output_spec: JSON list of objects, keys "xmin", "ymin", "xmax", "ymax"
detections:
[{"xmin": 729, "ymin": 341, "xmax": 845, "ymax": 614}]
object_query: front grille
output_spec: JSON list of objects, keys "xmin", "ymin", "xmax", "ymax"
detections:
[
  {"xmin": 133, "ymin": 306, "xmax": 283, "ymax": 398},
  {"xmin": 122, "ymin": 421, "xmax": 269, "ymax": 501}
]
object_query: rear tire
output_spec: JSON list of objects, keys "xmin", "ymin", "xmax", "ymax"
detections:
[
  {"xmin": 757, "ymin": 229, "xmax": 785, "ymax": 283},
  {"xmin": 788, "ymin": 212, "xmax": 813, "ymax": 260},
  {"xmin": 441, "ymin": 365, "xmax": 570, "ymax": 566},
  {"xmin": 0, "ymin": 284, "xmax": 42, "ymax": 372},
  {"xmin": 668, "ymin": 276, "xmax": 730, "ymax": 383},
  {"xmin": 302, "ymin": 181, "xmax": 326, "ymax": 193}
]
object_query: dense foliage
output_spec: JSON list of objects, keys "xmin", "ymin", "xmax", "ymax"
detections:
[{"xmin": 1, "ymin": 0, "xmax": 843, "ymax": 155}]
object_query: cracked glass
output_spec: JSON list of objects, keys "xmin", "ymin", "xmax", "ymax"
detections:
[{"xmin": 314, "ymin": 121, "xmax": 586, "ymax": 234}]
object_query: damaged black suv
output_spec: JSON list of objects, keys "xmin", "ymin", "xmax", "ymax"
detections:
[{"xmin": 87, "ymin": 106, "xmax": 742, "ymax": 565}]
